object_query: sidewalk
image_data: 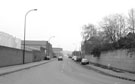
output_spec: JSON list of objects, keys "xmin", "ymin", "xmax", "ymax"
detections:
[
  {"xmin": 85, "ymin": 63, "xmax": 135, "ymax": 82},
  {"xmin": 0, "ymin": 60, "xmax": 53, "ymax": 76}
]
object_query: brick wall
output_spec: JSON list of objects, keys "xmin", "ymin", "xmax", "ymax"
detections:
[
  {"xmin": 0, "ymin": 46, "xmax": 33, "ymax": 67},
  {"xmin": 85, "ymin": 49, "xmax": 135, "ymax": 72}
]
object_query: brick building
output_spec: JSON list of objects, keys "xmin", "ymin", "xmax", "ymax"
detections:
[{"xmin": 21, "ymin": 40, "xmax": 53, "ymax": 59}]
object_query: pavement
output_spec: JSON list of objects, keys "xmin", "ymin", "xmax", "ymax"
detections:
[
  {"xmin": 81, "ymin": 62, "xmax": 135, "ymax": 82},
  {"xmin": 0, "ymin": 59, "xmax": 53, "ymax": 76}
]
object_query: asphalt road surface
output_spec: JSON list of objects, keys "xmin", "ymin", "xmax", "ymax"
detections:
[{"xmin": 0, "ymin": 56, "xmax": 134, "ymax": 84}]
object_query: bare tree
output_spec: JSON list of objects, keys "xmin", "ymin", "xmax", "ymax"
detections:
[
  {"xmin": 114, "ymin": 14, "xmax": 128, "ymax": 39},
  {"xmin": 101, "ymin": 14, "xmax": 127, "ymax": 43},
  {"xmin": 101, "ymin": 15, "xmax": 117, "ymax": 43},
  {"xmin": 82, "ymin": 24, "xmax": 97, "ymax": 41},
  {"xmin": 128, "ymin": 8, "xmax": 135, "ymax": 33}
]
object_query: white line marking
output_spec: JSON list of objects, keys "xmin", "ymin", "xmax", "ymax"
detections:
[{"xmin": 61, "ymin": 63, "xmax": 65, "ymax": 72}]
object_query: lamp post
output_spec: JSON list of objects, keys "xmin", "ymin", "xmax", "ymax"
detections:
[
  {"xmin": 23, "ymin": 9, "xmax": 37, "ymax": 64},
  {"xmin": 47, "ymin": 36, "xmax": 55, "ymax": 56}
]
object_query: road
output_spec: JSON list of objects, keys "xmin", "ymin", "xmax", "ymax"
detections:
[{"xmin": 0, "ymin": 56, "xmax": 134, "ymax": 84}]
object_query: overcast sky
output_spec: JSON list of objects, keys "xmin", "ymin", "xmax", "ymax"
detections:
[{"xmin": 0, "ymin": 0, "xmax": 135, "ymax": 51}]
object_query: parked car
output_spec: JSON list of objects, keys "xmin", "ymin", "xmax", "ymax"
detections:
[
  {"xmin": 81, "ymin": 58, "xmax": 89, "ymax": 65},
  {"xmin": 58, "ymin": 56, "xmax": 63, "ymax": 61},
  {"xmin": 72, "ymin": 56, "xmax": 77, "ymax": 61},
  {"xmin": 68, "ymin": 55, "xmax": 72, "ymax": 58},
  {"xmin": 53, "ymin": 55, "xmax": 57, "ymax": 58},
  {"xmin": 76, "ymin": 56, "xmax": 82, "ymax": 62},
  {"xmin": 71, "ymin": 56, "xmax": 74, "ymax": 60},
  {"xmin": 44, "ymin": 56, "xmax": 50, "ymax": 60}
]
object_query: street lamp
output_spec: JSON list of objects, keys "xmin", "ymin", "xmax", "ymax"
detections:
[
  {"xmin": 23, "ymin": 9, "xmax": 37, "ymax": 64},
  {"xmin": 47, "ymin": 36, "xmax": 55, "ymax": 56}
]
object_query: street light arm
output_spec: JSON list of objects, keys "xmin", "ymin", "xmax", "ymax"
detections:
[
  {"xmin": 48, "ymin": 36, "xmax": 55, "ymax": 42},
  {"xmin": 25, "ymin": 9, "xmax": 37, "ymax": 17}
]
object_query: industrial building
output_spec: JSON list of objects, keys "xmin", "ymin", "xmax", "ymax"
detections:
[
  {"xmin": 53, "ymin": 48, "xmax": 63, "ymax": 57},
  {"xmin": 21, "ymin": 40, "xmax": 53, "ymax": 59}
]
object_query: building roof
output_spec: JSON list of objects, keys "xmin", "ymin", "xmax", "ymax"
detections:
[
  {"xmin": 53, "ymin": 48, "xmax": 63, "ymax": 52},
  {"xmin": 21, "ymin": 40, "xmax": 50, "ymax": 51},
  {"xmin": 24, "ymin": 46, "xmax": 40, "ymax": 51},
  {"xmin": 21, "ymin": 40, "xmax": 48, "ymax": 46}
]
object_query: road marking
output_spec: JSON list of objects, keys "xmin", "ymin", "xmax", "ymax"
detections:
[
  {"xmin": 61, "ymin": 63, "xmax": 65, "ymax": 72},
  {"xmin": 114, "ymin": 82, "xmax": 121, "ymax": 84},
  {"xmin": 62, "ymin": 63, "xmax": 65, "ymax": 69},
  {"xmin": 68, "ymin": 61, "xmax": 70, "ymax": 64}
]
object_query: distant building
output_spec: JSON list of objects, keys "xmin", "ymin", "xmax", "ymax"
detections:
[
  {"xmin": 21, "ymin": 40, "xmax": 53, "ymax": 59},
  {"xmin": 53, "ymin": 48, "xmax": 63, "ymax": 57},
  {"xmin": 0, "ymin": 32, "xmax": 21, "ymax": 49}
]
